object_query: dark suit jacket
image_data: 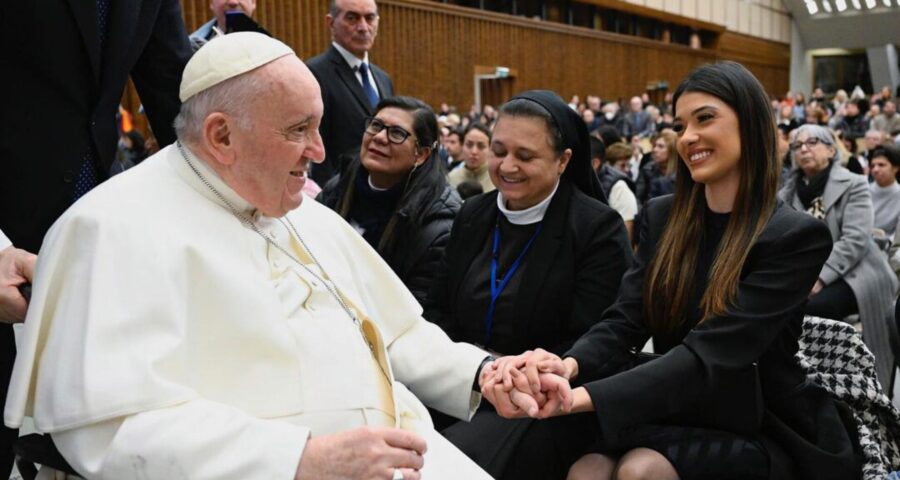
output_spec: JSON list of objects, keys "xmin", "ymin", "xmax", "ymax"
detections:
[
  {"xmin": 0, "ymin": 0, "xmax": 191, "ymax": 253},
  {"xmin": 306, "ymin": 45, "xmax": 394, "ymax": 185},
  {"xmin": 567, "ymin": 196, "xmax": 860, "ymax": 480},
  {"xmin": 424, "ymin": 180, "xmax": 633, "ymax": 356},
  {"xmin": 0, "ymin": 2, "xmax": 189, "ymax": 475}
]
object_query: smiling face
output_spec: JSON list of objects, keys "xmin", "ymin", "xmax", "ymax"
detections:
[
  {"xmin": 489, "ymin": 115, "xmax": 570, "ymax": 211},
  {"xmin": 359, "ymin": 107, "xmax": 427, "ymax": 188},
  {"xmin": 226, "ymin": 57, "xmax": 325, "ymax": 217},
  {"xmin": 673, "ymin": 91, "xmax": 742, "ymax": 192}
]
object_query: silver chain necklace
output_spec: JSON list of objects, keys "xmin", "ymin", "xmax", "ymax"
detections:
[{"xmin": 176, "ymin": 142, "xmax": 385, "ymax": 365}]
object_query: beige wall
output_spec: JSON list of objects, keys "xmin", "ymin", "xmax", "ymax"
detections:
[{"xmin": 623, "ymin": 0, "xmax": 792, "ymax": 43}]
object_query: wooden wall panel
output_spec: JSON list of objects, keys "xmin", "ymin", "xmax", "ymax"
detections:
[{"xmin": 125, "ymin": 0, "xmax": 788, "ymax": 138}]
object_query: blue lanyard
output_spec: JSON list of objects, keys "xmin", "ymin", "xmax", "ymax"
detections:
[{"xmin": 484, "ymin": 220, "xmax": 542, "ymax": 347}]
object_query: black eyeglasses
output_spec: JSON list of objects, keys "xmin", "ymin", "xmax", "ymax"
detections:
[
  {"xmin": 790, "ymin": 137, "xmax": 826, "ymax": 151},
  {"xmin": 364, "ymin": 117, "xmax": 415, "ymax": 145}
]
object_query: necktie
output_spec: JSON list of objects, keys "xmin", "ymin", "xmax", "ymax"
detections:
[
  {"xmin": 358, "ymin": 62, "xmax": 380, "ymax": 109},
  {"xmin": 74, "ymin": 0, "xmax": 110, "ymax": 201}
]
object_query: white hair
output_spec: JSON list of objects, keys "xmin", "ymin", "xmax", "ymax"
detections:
[{"xmin": 173, "ymin": 71, "xmax": 266, "ymax": 146}]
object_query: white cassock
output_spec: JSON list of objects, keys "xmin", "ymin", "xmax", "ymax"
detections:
[{"xmin": 5, "ymin": 145, "xmax": 492, "ymax": 479}]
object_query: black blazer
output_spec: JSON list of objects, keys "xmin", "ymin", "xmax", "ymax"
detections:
[
  {"xmin": 306, "ymin": 45, "xmax": 394, "ymax": 185},
  {"xmin": 567, "ymin": 196, "xmax": 860, "ymax": 480},
  {"xmin": 424, "ymin": 180, "xmax": 633, "ymax": 355},
  {"xmin": 0, "ymin": 0, "xmax": 190, "ymax": 253}
]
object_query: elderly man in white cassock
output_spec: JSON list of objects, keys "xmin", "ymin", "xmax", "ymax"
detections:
[{"xmin": 4, "ymin": 32, "xmax": 494, "ymax": 480}]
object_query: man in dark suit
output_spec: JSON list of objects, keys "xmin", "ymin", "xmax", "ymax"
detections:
[
  {"xmin": 0, "ymin": 1, "xmax": 191, "ymax": 475},
  {"xmin": 306, "ymin": 0, "xmax": 394, "ymax": 185}
]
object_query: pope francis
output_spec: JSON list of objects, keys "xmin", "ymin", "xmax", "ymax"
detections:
[{"xmin": 4, "ymin": 33, "xmax": 493, "ymax": 480}]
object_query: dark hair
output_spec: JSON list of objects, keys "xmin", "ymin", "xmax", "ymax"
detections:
[
  {"xmin": 375, "ymin": 96, "xmax": 439, "ymax": 153},
  {"xmin": 589, "ymin": 136, "xmax": 606, "ymax": 163},
  {"xmin": 499, "ymin": 91, "xmax": 606, "ymax": 203},
  {"xmin": 337, "ymin": 95, "xmax": 449, "ymax": 258},
  {"xmin": 498, "ymin": 99, "xmax": 564, "ymax": 155},
  {"xmin": 447, "ymin": 128, "xmax": 463, "ymax": 142},
  {"xmin": 456, "ymin": 180, "xmax": 484, "ymax": 200},
  {"xmin": 463, "ymin": 122, "xmax": 492, "ymax": 144},
  {"xmin": 596, "ymin": 125, "xmax": 623, "ymax": 149},
  {"xmin": 871, "ymin": 145, "xmax": 900, "ymax": 182},
  {"xmin": 645, "ymin": 61, "xmax": 779, "ymax": 333}
]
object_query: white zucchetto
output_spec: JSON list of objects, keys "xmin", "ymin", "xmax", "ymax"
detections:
[{"xmin": 179, "ymin": 31, "xmax": 294, "ymax": 102}]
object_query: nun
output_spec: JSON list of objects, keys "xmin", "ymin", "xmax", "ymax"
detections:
[{"xmin": 424, "ymin": 90, "xmax": 633, "ymax": 477}]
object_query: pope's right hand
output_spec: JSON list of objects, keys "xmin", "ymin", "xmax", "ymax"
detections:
[
  {"xmin": 295, "ymin": 426, "xmax": 426, "ymax": 480},
  {"xmin": 0, "ymin": 245, "xmax": 36, "ymax": 323}
]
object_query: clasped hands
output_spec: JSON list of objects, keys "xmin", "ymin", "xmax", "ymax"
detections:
[{"xmin": 479, "ymin": 348, "xmax": 580, "ymax": 419}]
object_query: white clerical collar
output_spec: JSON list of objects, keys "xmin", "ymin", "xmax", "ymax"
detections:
[
  {"xmin": 332, "ymin": 41, "xmax": 369, "ymax": 70},
  {"xmin": 497, "ymin": 180, "xmax": 559, "ymax": 225},
  {"xmin": 175, "ymin": 142, "xmax": 256, "ymax": 216}
]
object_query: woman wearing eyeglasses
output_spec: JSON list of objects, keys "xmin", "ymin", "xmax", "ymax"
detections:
[
  {"xmin": 778, "ymin": 124, "xmax": 898, "ymax": 386},
  {"xmin": 318, "ymin": 96, "xmax": 460, "ymax": 304}
]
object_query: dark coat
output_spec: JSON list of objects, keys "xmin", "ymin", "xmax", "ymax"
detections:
[
  {"xmin": 318, "ymin": 159, "xmax": 460, "ymax": 305},
  {"xmin": 306, "ymin": 45, "xmax": 394, "ymax": 185},
  {"xmin": 425, "ymin": 180, "xmax": 633, "ymax": 356},
  {"xmin": 567, "ymin": 195, "xmax": 861, "ymax": 480},
  {"xmin": 0, "ymin": 0, "xmax": 190, "ymax": 254}
]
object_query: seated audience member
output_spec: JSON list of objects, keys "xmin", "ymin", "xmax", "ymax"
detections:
[
  {"xmin": 604, "ymin": 142, "xmax": 634, "ymax": 183},
  {"xmin": 804, "ymin": 104, "xmax": 828, "ymax": 126},
  {"xmin": 425, "ymin": 90, "xmax": 631, "ymax": 478},
  {"xmin": 870, "ymin": 145, "xmax": 900, "ymax": 241},
  {"xmin": 636, "ymin": 130, "xmax": 677, "ymax": 208},
  {"xmin": 622, "ymin": 96, "xmax": 652, "ymax": 139},
  {"xmin": 443, "ymin": 127, "xmax": 464, "ymax": 170},
  {"xmin": 582, "ymin": 108, "xmax": 600, "ymax": 133},
  {"xmin": 482, "ymin": 61, "xmax": 862, "ymax": 480},
  {"xmin": 776, "ymin": 102, "xmax": 799, "ymax": 131},
  {"xmin": 318, "ymin": 96, "xmax": 459, "ymax": 305},
  {"xmin": 872, "ymin": 100, "xmax": 900, "ymax": 136},
  {"xmin": 590, "ymin": 137, "xmax": 637, "ymax": 241},
  {"xmin": 448, "ymin": 123, "xmax": 494, "ymax": 193},
  {"xmin": 456, "ymin": 179, "xmax": 484, "ymax": 200},
  {"xmin": 5, "ymin": 33, "xmax": 494, "ymax": 480},
  {"xmin": 837, "ymin": 130, "xmax": 866, "ymax": 175},
  {"xmin": 834, "ymin": 98, "xmax": 869, "ymax": 140},
  {"xmin": 779, "ymin": 124, "xmax": 898, "ymax": 386},
  {"xmin": 861, "ymin": 129, "xmax": 886, "ymax": 164}
]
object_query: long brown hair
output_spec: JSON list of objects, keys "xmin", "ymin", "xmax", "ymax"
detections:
[{"xmin": 644, "ymin": 62, "xmax": 781, "ymax": 332}]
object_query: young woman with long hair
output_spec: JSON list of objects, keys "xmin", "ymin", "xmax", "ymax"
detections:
[{"xmin": 481, "ymin": 62, "xmax": 862, "ymax": 480}]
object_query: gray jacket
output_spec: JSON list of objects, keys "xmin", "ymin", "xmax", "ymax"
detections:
[{"xmin": 779, "ymin": 163, "xmax": 899, "ymax": 386}]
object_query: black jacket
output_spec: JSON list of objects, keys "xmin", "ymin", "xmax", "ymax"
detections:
[
  {"xmin": 567, "ymin": 196, "xmax": 860, "ymax": 480},
  {"xmin": 597, "ymin": 164, "xmax": 635, "ymax": 197},
  {"xmin": 306, "ymin": 45, "xmax": 394, "ymax": 185},
  {"xmin": 425, "ymin": 180, "xmax": 633, "ymax": 355},
  {"xmin": 318, "ymin": 160, "xmax": 460, "ymax": 305},
  {"xmin": 0, "ymin": 0, "xmax": 190, "ymax": 254}
]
